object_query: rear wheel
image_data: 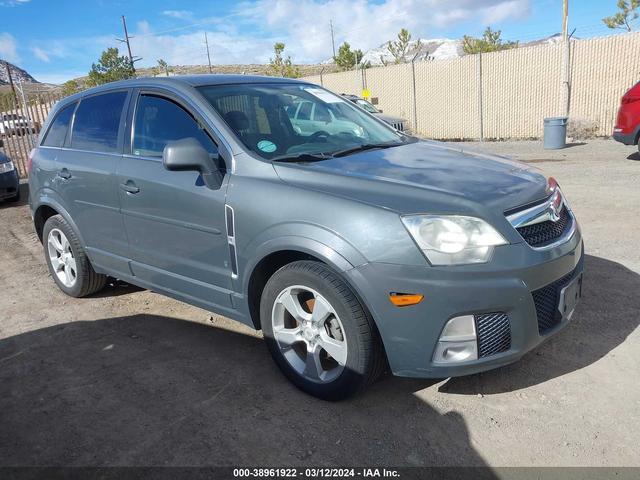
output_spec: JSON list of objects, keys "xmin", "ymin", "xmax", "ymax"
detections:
[
  {"xmin": 261, "ymin": 260, "xmax": 384, "ymax": 400},
  {"xmin": 42, "ymin": 215, "xmax": 107, "ymax": 297}
]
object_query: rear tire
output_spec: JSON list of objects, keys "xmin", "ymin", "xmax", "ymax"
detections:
[
  {"xmin": 42, "ymin": 214, "xmax": 107, "ymax": 297},
  {"xmin": 261, "ymin": 260, "xmax": 384, "ymax": 400}
]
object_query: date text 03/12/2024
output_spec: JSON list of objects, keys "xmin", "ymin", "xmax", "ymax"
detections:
[{"xmin": 233, "ymin": 468, "xmax": 400, "ymax": 477}]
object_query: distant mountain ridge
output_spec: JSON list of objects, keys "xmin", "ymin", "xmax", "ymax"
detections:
[{"xmin": 0, "ymin": 59, "xmax": 38, "ymax": 86}]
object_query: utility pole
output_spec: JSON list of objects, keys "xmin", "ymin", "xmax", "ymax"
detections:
[
  {"xmin": 118, "ymin": 15, "xmax": 136, "ymax": 73},
  {"xmin": 5, "ymin": 63, "xmax": 17, "ymax": 104},
  {"xmin": 205, "ymin": 32, "xmax": 213, "ymax": 73},
  {"xmin": 562, "ymin": 0, "xmax": 569, "ymax": 41},
  {"xmin": 330, "ymin": 20, "xmax": 336, "ymax": 59}
]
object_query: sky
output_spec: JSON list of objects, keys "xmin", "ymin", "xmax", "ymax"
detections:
[{"xmin": 0, "ymin": 0, "xmax": 629, "ymax": 84}]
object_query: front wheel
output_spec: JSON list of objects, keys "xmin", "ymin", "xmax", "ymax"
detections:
[{"xmin": 261, "ymin": 261, "xmax": 384, "ymax": 400}]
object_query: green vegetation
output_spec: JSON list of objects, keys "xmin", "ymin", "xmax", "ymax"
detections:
[
  {"xmin": 387, "ymin": 28, "xmax": 421, "ymax": 64},
  {"xmin": 60, "ymin": 79, "xmax": 81, "ymax": 96},
  {"xmin": 333, "ymin": 42, "xmax": 364, "ymax": 71},
  {"xmin": 152, "ymin": 59, "xmax": 173, "ymax": 77},
  {"xmin": 87, "ymin": 47, "xmax": 135, "ymax": 87},
  {"xmin": 462, "ymin": 27, "xmax": 518, "ymax": 55},
  {"xmin": 603, "ymin": 0, "xmax": 639, "ymax": 31},
  {"xmin": 268, "ymin": 43, "xmax": 300, "ymax": 78}
]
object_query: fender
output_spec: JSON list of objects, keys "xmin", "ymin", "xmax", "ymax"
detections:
[
  {"xmin": 239, "ymin": 228, "xmax": 368, "ymax": 294},
  {"xmin": 32, "ymin": 188, "xmax": 87, "ymax": 249}
]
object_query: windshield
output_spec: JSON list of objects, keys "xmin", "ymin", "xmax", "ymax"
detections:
[
  {"xmin": 355, "ymin": 99, "xmax": 379, "ymax": 114},
  {"xmin": 198, "ymin": 83, "xmax": 411, "ymax": 160}
]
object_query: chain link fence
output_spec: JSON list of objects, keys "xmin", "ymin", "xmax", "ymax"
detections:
[{"xmin": 302, "ymin": 32, "xmax": 640, "ymax": 141}]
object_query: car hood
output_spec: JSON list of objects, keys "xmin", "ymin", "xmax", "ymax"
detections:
[
  {"xmin": 374, "ymin": 113, "xmax": 405, "ymax": 124},
  {"xmin": 273, "ymin": 140, "xmax": 549, "ymax": 216}
]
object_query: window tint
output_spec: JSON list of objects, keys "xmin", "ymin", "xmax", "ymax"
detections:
[
  {"xmin": 132, "ymin": 94, "xmax": 217, "ymax": 158},
  {"xmin": 42, "ymin": 102, "xmax": 76, "ymax": 147},
  {"xmin": 71, "ymin": 91, "xmax": 127, "ymax": 153}
]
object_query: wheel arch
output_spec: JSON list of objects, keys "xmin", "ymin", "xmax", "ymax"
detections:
[
  {"xmin": 242, "ymin": 236, "xmax": 366, "ymax": 330},
  {"xmin": 33, "ymin": 195, "xmax": 85, "ymax": 247}
]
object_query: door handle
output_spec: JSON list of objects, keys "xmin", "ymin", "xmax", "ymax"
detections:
[
  {"xmin": 57, "ymin": 168, "xmax": 71, "ymax": 180},
  {"xmin": 120, "ymin": 181, "xmax": 140, "ymax": 194}
]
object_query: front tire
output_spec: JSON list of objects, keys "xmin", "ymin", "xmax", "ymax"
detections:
[
  {"xmin": 261, "ymin": 260, "xmax": 384, "ymax": 400},
  {"xmin": 42, "ymin": 214, "xmax": 107, "ymax": 297}
]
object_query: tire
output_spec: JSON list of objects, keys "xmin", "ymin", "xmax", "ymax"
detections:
[
  {"xmin": 42, "ymin": 214, "xmax": 107, "ymax": 297},
  {"xmin": 261, "ymin": 260, "xmax": 384, "ymax": 400}
]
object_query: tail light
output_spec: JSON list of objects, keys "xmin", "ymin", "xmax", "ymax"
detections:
[
  {"xmin": 621, "ymin": 95, "xmax": 640, "ymax": 105},
  {"xmin": 622, "ymin": 83, "xmax": 640, "ymax": 104}
]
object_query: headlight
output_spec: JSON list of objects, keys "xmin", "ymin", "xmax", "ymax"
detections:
[
  {"xmin": 401, "ymin": 215, "xmax": 507, "ymax": 265},
  {"xmin": 0, "ymin": 161, "xmax": 15, "ymax": 174}
]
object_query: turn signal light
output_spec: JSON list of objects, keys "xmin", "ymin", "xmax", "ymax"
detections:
[{"xmin": 389, "ymin": 293, "xmax": 424, "ymax": 307}]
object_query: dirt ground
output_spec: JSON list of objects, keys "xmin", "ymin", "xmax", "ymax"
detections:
[{"xmin": 0, "ymin": 139, "xmax": 638, "ymax": 467}]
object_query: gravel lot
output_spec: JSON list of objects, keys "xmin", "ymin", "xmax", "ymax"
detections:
[{"xmin": 0, "ymin": 139, "xmax": 638, "ymax": 467}]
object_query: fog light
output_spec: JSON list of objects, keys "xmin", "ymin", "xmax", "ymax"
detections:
[{"xmin": 432, "ymin": 315, "xmax": 478, "ymax": 365}]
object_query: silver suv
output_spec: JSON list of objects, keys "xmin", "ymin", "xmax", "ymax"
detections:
[{"xmin": 29, "ymin": 75, "xmax": 583, "ymax": 400}]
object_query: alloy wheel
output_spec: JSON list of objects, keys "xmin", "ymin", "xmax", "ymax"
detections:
[
  {"xmin": 47, "ymin": 228, "xmax": 77, "ymax": 288},
  {"xmin": 271, "ymin": 285, "xmax": 348, "ymax": 383}
]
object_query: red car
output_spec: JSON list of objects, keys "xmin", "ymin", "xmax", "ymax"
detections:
[{"xmin": 613, "ymin": 81, "xmax": 640, "ymax": 150}]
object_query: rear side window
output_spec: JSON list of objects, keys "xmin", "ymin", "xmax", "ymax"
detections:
[
  {"xmin": 42, "ymin": 102, "xmax": 76, "ymax": 147},
  {"xmin": 132, "ymin": 94, "xmax": 217, "ymax": 158},
  {"xmin": 71, "ymin": 91, "xmax": 127, "ymax": 153}
]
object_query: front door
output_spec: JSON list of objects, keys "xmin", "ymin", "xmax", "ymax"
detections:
[{"xmin": 116, "ymin": 91, "xmax": 233, "ymax": 312}]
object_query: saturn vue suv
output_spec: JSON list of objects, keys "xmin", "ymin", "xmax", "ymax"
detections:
[{"xmin": 29, "ymin": 75, "xmax": 583, "ymax": 400}]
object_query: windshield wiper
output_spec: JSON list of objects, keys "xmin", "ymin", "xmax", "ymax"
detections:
[
  {"xmin": 331, "ymin": 142, "xmax": 401, "ymax": 158},
  {"xmin": 272, "ymin": 152, "xmax": 332, "ymax": 163}
]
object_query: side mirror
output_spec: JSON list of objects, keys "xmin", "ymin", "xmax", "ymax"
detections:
[
  {"xmin": 163, "ymin": 137, "xmax": 223, "ymax": 189},
  {"xmin": 378, "ymin": 109, "xmax": 383, "ymax": 113}
]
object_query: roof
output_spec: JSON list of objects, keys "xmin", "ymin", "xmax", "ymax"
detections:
[{"xmin": 52, "ymin": 74, "xmax": 313, "ymax": 116}]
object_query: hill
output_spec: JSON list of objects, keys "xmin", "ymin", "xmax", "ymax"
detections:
[{"xmin": 0, "ymin": 59, "xmax": 38, "ymax": 85}]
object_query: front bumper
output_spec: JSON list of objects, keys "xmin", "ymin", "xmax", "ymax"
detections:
[
  {"xmin": 0, "ymin": 169, "xmax": 19, "ymax": 200},
  {"xmin": 345, "ymin": 227, "xmax": 584, "ymax": 378}
]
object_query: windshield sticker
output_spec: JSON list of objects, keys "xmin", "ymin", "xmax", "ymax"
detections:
[
  {"xmin": 304, "ymin": 88, "xmax": 342, "ymax": 103},
  {"xmin": 257, "ymin": 140, "xmax": 277, "ymax": 153}
]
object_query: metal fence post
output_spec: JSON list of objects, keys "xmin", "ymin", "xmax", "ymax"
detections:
[
  {"xmin": 562, "ymin": 39, "xmax": 571, "ymax": 117},
  {"xmin": 477, "ymin": 53, "xmax": 484, "ymax": 142},
  {"xmin": 411, "ymin": 50, "xmax": 420, "ymax": 134},
  {"xmin": 16, "ymin": 81, "xmax": 36, "ymax": 149}
]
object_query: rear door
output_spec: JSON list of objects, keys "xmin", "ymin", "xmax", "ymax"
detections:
[
  {"xmin": 55, "ymin": 90, "xmax": 131, "ymax": 276},
  {"xmin": 116, "ymin": 89, "xmax": 233, "ymax": 312}
]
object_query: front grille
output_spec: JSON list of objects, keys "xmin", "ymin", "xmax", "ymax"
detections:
[
  {"xmin": 532, "ymin": 268, "xmax": 578, "ymax": 334},
  {"xmin": 475, "ymin": 313, "xmax": 511, "ymax": 358},
  {"xmin": 516, "ymin": 205, "xmax": 571, "ymax": 248}
]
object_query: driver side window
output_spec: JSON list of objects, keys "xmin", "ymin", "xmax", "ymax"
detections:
[{"xmin": 132, "ymin": 94, "xmax": 218, "ymax": 158}]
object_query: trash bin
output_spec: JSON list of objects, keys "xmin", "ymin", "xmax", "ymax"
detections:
[{"xmin": 543, "ymin": 117, "xmax": 568, "ymax": 150}]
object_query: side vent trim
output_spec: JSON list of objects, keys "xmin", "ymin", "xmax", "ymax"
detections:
[{"xmin": 225, "ymin": 205, "xmax": 238, "ymax": 277}]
